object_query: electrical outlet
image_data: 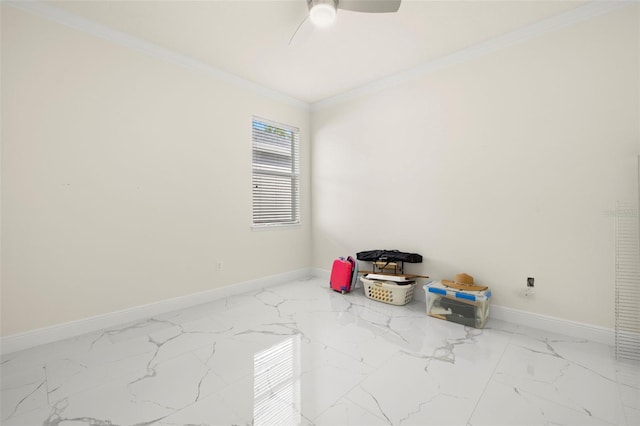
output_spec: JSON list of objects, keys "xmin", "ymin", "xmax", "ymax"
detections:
[
  {"xmin": 216, "ymin": 260, "xmax": 222, "ymax": 271},
  {"xmin": 524, "ymin": 277, "xmax": 536, "ymax": 297}
]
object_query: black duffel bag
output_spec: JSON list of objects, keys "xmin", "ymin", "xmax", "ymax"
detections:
[{"xmin": 356, "ymin": 249, "xmax": 423, "ymax": 263}]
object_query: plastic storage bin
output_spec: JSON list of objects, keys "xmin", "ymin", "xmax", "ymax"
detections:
[
  {"xmin": 361, "ymin": 276, "xmax": 415, "ymax": 306},
  {"xmin": 424, "ymin": 281, "xmax": 491, "ymax": 328}
]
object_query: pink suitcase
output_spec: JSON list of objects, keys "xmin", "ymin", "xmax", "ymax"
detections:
[{"xmin": 330, "ymin": 256, "xmax": 356, "ymax": 294}]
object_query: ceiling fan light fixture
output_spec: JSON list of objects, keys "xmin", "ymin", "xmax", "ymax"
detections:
[{"xmin": 308, "ymin": 0, "xmax": 337, "ymax": 27}]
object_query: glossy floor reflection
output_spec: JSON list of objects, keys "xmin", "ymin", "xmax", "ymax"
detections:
[{"xmin": 1, "ymin": 277, "xmax": 639, "ymax": 425}]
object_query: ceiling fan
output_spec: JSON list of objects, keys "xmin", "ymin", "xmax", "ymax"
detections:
[
  {"xmin": 308, "ymin": 0, "xmax": 401, "ymax": 27},
  {"xmin": 290, "ymin": 0, "xmax": 401, "ymax": 43}
]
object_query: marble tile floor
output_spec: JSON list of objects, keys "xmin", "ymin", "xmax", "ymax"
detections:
[{"xmin": 1, "ymin": 277, "xmax": 639, "ymax": 426}]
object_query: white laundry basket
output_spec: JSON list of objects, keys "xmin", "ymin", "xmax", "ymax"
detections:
[{"xmin": 360, "ymin": 276, "xmax": 415, "ymax": 306}]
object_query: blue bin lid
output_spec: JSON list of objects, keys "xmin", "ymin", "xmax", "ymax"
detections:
[{"xmin": 424, "ymin": 281, "xmax": 491, "ymax": 301}]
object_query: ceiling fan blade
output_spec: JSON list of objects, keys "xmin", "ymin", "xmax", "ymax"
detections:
[{"xmin": 337, "ymin": 0, "xmax": 401, "ymax": 13}]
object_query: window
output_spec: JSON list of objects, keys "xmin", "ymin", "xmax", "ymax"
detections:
[{"xmin": 252, "ymin": 117, "xmax": 300, "ymax": 227}]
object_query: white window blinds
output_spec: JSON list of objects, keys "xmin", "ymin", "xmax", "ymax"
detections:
[{"xmin": 252, "ymin": 117, "xmax": 300, "ymax": 227}]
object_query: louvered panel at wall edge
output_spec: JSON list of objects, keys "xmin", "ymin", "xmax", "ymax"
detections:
[{"xmin": 614, "ymin": 184, "xmax": 640, "ymax": 361}]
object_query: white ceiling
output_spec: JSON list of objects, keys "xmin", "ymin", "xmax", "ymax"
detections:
[{"xmin": 48, "ymin": 0, "xmax": 587, "ymax": 104}]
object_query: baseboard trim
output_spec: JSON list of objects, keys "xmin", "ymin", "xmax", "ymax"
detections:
[
  {"xmin": 2, "ymin": 269, "xmax": 615, "ymax": 355},
  {"xmin": 490, "ymin": 305, "xmax": 615, "ymax": 346},
  {"xmin": 1, "ymin": 268, "xmax": 313, "ymax": 355},
  {"xmin": 314, "ymin": 268, "xmax": 614, "ymax": 346},
  {"xmin": 311, "ymin": 267, "xmax": 330, "ymax": 280}
]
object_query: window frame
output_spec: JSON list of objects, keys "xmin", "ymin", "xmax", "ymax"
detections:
[{"xmin": 251, "ymin": 116, "xmax": 300, "ymax": 229}]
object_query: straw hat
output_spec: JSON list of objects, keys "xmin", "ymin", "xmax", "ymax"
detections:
[{"xmin": 442, "ymin": 273, "xmax": 488, "ymax": 291}]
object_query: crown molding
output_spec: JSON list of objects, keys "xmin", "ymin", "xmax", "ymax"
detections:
[
  {"xmin": 4, "ymin": 0, "xmax": 310, "ymax": 112},
  {"xmin": 311, "ymin": 0, "xmax": 636, "ymax": 111},
  {"xmin": 4, "ymin": 1, "xmax": 635, "ymax": 115}
]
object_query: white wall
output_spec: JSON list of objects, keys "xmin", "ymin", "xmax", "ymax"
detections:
[
  {"xmin": 1, "ymin": 6, "xmax": 311, "ymax": 336},
  {"xmin": 2, "ymin": 3, "xmax": 638, "ymax": 337},
  {"xmin": 312, "ymin": 6, "xmax": 639, "ymax": 328}
]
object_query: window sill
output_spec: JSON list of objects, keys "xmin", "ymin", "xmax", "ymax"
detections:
[{"xmin": 251, "ymin": 223, "xmax": 301, "ymax": 231}]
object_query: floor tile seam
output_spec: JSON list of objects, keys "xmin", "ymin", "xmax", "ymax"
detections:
[
  {"xmin": 617, "ymin": 376, "xmax": 640, "ymax": 393},
  {"xmin": 316, "ymin": 336, "xmax": 402, "ymax": 371},
  {"xmin": 623, "ymin": 405, "xmax": 640, "ymax": 426},
  {"xmin": 150, "ymin": 340, "xmax": 224, "ymax": 365},
  {"xmin": 341, "ymin": 305, "xmax": 426, "ymax": 328},
  {"xmin": 190, "ymin": 340, "xmax": 256, "ymax": 385},
  {"xmin": 44, "ymin": 348, "xmax": 221, "ymax": 408},
  {"xmin": 327, "ymin": 322, "xmax": 393, "ymax": 346},
  {"xmin": 309, "ymin": 374, "xmax": 391, "ymax": 425},
  {"xmin": 42, "ymin": 363, "xmax": 54, "ymax": 409},
  {"xmin": 170, "ymin": 323, "xmax": 240, "ymax": 338},
  {"xmin": 141, "ymin": 332, "xmax": 239, "ymax": 368},
  {"xmin": 488, "ymin": 358, "xmax": 626, "ymax": 425},
  {"xmin": 1, "ymin": 342, "xmax": 84, "ymax": 364},
  {"xmin": 507, "ymin": 341, "xmax": 622, "ymax": 386},
  {"xmin": 0, "ymin": 380, "xmax": 49, "ymax": 423},
  {"xmin": 0, "ymin": 372, "xmax": 47, "ymax": 393},
  {"xmin": 189, "ymin": 369, "xmax": 233, "ymax": 405},
  {"xmin": 620, "ymin": 372, "xmax": 640, "ymax": 387},
  {"xmin": 2, "ymin": 368, "xmax": 55, "ymax": 395},
  {"xmin": 43, "ymin": 359, "xmax": 157, "ymax": 407},
  {"xmin": 297, "ymin": 309, "xmax": 413, "ymax": 369},
  {"xmin": 624, "ymin": 403, "xmax": 640, "ymax": 412},
  {"xmin": 214, "ymin": 363, "xmax": 255, "ymax": 390},
  {"xmin": 45, "ymin": 377, "xmax": 136, "ymax": 413},
  {"xmin": 343, "ymin": 395, "xmax": 392, "ymax": 425},
  {"xmin": 623, "ymin": 399, "xmax": 640, "ymax": 409},
  {"xmin": 347, "ymin": 394, "xmax": 394, "ymax": 426},
  {"xmin": 1, "ymin": 401, "xmax": 53, "ymax": 425},
  {"xmin": 618, "ymin": 381, "xmax": 640, "ymax": 426},
  {"xmin": 205, "ymin": 377, "xmax": 258, "ymax": 425},
  {"xmin": 465, "ymin": 331, "xmax": 512, "ymax": 425},
  {"xmin": 490, "ymin": 366, "xmax": 609, "ymax": 397},
  {"xmin": 296, "ymin": 296, "xmax": 380, "ymax": 415},
  {"xmin": 80, "ymin": 351, "xmax": 168, "ymax": 379},
  {"xmin": 90, "ymin": 317, "xmax": 182, "ymax": 343},
  {"xmin": 337, "ymin": 346, "xmax": 438, "ymax": 425},
  {"xmin": 495, "ymin": 378, "xmax": 621, "ymax": 425},
  {"xmin": 141, "ymin": 370, "xmax": 244, "ymax": 424},
  {"xmin": 614, "ymin": 371, "xmax": 638, "ymax": 425},
  {"xmin": 148, "ymin": 379, "xmax": 243, "ymax": 425}
]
